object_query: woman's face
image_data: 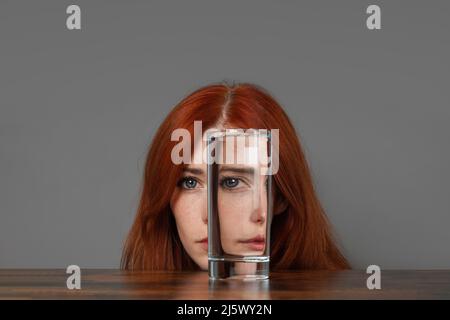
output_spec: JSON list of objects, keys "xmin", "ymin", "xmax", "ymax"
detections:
[
  {"xmin": 170, "ymin": 135, "xmax": 273, "ymax": 271},
  {"xmin": 170, "ymin": 138, "xmax": 210, "ymax": 270},
  {"xmin": 170, "ymin": 162, "xmax": 209, "ymax": 270}
]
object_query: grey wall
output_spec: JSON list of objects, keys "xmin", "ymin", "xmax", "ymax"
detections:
[{"xmin": 1, "ymin": 1, "xmax": 449, "ymax": 269}]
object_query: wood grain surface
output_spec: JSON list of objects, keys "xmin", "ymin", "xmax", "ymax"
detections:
[{"xmin": 1, "ymin": 269, "xmax": 449, "ymax": 299}]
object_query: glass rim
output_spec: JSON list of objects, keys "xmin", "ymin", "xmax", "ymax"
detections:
[{"xmin": 206, "ymin": 128, "xmax": 272, "ymax": 141}]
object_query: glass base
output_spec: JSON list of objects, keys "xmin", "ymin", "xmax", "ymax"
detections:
[{"xmin": 208, "ymin": 258, "xmax": 269, "ymax": 280}]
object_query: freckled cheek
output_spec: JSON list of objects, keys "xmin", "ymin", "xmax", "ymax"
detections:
[
  {"xmin": 172, "ymin": 194, "xmax": 206, "ymax": 240},
  {"xmin": 175, "ymin": 194, "xmax": 205, "ymax": 218},
  {"xmin": 219, "ymin": 194, "xmax": 253, "ymax": 222}
]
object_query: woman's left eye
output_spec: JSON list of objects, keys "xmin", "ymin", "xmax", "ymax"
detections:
[{"xmin": 221, "ymin": 177, "xmax": 240, "ymax": 189}]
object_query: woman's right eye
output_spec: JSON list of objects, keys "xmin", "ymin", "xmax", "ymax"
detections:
[{"xmin": 179, "ymin": 177, "xmax": 198, "ymax": 189}]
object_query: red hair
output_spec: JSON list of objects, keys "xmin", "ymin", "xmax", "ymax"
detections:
[{"xmin": 121, "ymin": 83, "xmax": 350, "ymax": 270}]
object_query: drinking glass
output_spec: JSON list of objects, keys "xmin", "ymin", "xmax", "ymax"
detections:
[{"xmin": 207, "ymin": 129, "xmax": 274, "ymax": 280}]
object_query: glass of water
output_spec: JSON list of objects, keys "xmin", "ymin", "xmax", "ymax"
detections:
[{"xmin": 207, "ymin": 129, "xmax": 274, "ymax": 280}]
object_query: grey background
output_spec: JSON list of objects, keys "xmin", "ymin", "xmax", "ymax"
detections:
[{"xmin": 1, "ymin": 1, "xmax": 449, "ymax": 269}]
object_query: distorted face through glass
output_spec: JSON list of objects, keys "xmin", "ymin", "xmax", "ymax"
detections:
[
  {"xmin": 170, "ymin": 130, "xmax": 272, "ymax": 270},
  {"xmin": 212, "ymin": 131, "xmax": 271, "ymax": 258}
]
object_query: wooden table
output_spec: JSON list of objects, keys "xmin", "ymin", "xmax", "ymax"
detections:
[{"xmin": 0, "ymin": 269, "xmax": 449, "ymax": 299}]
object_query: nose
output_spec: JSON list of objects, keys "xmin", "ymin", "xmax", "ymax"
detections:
[
  {"xmin": 250, "ymin": 202, "xmax": 266, "ymax": 224},
  {"xmin": 249, "ymin": 177, "xmax": 268, "ymax": 224},
  {"xmin": 201, "ymin": 199, "xmax": 208, "ymax": 224}
]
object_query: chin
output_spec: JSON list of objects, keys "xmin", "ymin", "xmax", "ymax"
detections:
[{"xmin": 196, "ymin": 257, "xmax": 208, "ymax": 271}]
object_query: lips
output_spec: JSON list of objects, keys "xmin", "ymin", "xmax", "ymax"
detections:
[
  {"xmin": 239, "ymin": 235, "xmax": 265, "ymax": 243},
  {"xmin": 197, "ymin": 237, "xmax": 208, "ymax": 251},
  {"xmin": 239, "ymin": 235, "xmax": 265, "ymax": 251}
]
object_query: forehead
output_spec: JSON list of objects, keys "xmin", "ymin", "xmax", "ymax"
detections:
[{"xmin": 188, "ymin": 131, "xmax": 270, "ymax": 173}]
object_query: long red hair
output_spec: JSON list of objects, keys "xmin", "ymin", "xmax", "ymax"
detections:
[{"xmin": 121, "ymin": 82, "xmax": 350, "ymax": 270}]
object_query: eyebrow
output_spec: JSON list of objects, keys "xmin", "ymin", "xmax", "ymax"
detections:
[
  {"xmin": 219, "ymin": 166, "xmax": 255, "ymax": 175},
  {"xmin": 183, "ymin": 167, "xmax": 205, "ymax": 175},
  {"xmin": 183, "ymin": 166, "xmax": 256, "ymax": 176}
]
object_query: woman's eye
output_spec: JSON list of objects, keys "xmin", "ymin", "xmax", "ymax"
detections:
[
  {"xmin": 180, "ymin": 177, "xmax": 198, "ymax": 189},
  {"xmin": 221, "ymin": 177, "xmax": 240, "ymax": 189}
]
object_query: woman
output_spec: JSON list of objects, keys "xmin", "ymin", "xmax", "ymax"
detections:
[{"xmin": 121, "ymin": 82, "xmax": 350, "ymax": 271}]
